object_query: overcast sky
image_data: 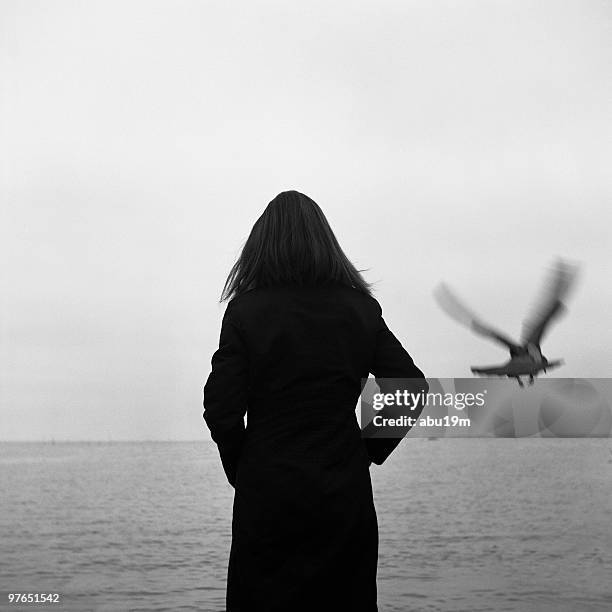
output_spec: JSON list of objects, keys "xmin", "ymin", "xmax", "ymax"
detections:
[{"xmin": 1, "ymin": 1, "xmax": 611, "ymax": 440}]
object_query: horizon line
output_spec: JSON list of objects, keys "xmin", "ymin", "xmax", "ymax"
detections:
[{"xmin": 0, "ymin": 439, "xmax": 210, "ymax": 443}]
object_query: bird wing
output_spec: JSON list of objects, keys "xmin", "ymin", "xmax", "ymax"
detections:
[
  {"xmin": 521, "ymin": 258, "xmax": 580, "ymax": 347},
  {"xmin": 470, "ymin": 365, "xmax": 510, "ymax": 375},
  {"xmin": 433, "ymin": 282, "xmax": 522, "ymax": 353}
]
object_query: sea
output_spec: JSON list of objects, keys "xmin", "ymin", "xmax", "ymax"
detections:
[{"xmin": 1, "ymin": 439, "xmax": 611, "ymax": 611}]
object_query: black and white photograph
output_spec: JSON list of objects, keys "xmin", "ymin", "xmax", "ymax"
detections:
[{"xmin": 1, "ymin": 1, "xmax": 611, "ymax": 611}]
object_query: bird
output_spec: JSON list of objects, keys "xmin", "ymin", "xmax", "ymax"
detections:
[{"xmin": 433, "ymin": 259, "xmax": 580, "ymax": 386}]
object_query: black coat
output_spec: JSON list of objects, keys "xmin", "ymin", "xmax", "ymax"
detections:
[{"xmin": 203, "ymin": 282, "xmax": 427, "ymax": 612}]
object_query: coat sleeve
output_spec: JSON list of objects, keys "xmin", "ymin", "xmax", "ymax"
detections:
[
  {"xmin": 363, "ymin": 302, "xmax": 429, "ymax": 466},
  {"xmin": 203, "ymin": 301, "xmax": 249, "ymax": 487}
]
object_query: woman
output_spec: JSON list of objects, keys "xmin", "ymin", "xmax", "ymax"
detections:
[{"xmin": 203, "ymin": 190, "xmax": 428, "ymax": 612}]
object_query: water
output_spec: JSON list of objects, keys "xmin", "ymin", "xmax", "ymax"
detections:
[{"xmin": 1, "ymin": 440, "xmax": 611, "ymax": 611}]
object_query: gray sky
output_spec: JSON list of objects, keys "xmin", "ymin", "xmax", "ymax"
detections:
[{"xmin": 1, "ymin": 1, "xmax": 611, "ymax": 440}]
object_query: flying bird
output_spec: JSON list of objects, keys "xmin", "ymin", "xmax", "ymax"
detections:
[{"xmin": 433, "ymin": 259, "xmax": 580, "ymax": 386}]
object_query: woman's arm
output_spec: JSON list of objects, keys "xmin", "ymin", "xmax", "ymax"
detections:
[
  {"xmin": 203, "ymin": 301, "xmax": 249, "ymax": 487},
  {"xmin": 364, "ymin": 303, "xmax": 429, "ymax": 465}
]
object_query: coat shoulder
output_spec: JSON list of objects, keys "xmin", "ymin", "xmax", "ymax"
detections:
[{"xmin": 228, "ymin": 284, "xmax": 381, "ymax": 316}]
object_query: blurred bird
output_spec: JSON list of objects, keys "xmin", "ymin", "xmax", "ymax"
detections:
[{"xmin": 433, "ymin": 259, "xmax": 580, "ymax": 386}]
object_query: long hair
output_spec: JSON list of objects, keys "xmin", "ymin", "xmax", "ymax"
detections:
[{"xmin": 221, "ymin": 190, "xmax": 371, "ymax": 301}]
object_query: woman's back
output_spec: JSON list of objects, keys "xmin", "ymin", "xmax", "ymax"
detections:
[
  {"xmin": 219, "ymin": 283, "xmax": 384, "ymax": 472},
  {"xmin": 233, "ymin": 282, "xmax": 378, "ymax": 408}
]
